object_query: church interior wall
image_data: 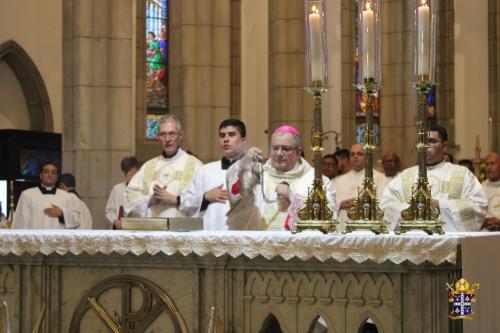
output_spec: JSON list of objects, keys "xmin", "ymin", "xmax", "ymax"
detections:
[
  {"xmin": 0, "ymin": 0, "xmax": 62, "ymax": 133},
  {"xmin": 0, "ymin": 62, "xmax": 30, "ymax": 130}
]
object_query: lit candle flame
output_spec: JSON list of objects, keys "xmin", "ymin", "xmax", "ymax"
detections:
[{"xmin": 365, "ymin": 1, "xmax": 372, "ymax": 11}]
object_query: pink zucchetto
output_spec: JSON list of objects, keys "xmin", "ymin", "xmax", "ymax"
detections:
[{"xmin": 272, "ymin": 125, "xmax": 301, "ymax": 138}]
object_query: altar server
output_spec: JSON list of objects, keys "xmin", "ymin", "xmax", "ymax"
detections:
[
  {"xmin": 58, "ymin": 173, "xmax": 93, "ymax": 229},
  {"xmin": 332, "ymin": 143, "xmax": 388, "ymax": 226},
  {"xmin": 105, "ymin": 156, "xmax": 140, "ymax": 229},
  {"xmin": 125, "ymin": 115, "xmax": 202, "ymax": 218},
  {"xmin": 12, "ymin": 162, "xmax": 82, "ymax": 229},
  {"xmin": 226, "ymin": 125, "xmax": 336, "ymax": 230},
  {"xmin": 178, "ymin": 119, "xmax": 247, "ymax": 230},
  {"xmin": 482, "ymin": 152, "xmax": 500, "ymax": 231},
  {"xmin": 380, "ymin": 125, "xmax": 487, "ymax": 231}
]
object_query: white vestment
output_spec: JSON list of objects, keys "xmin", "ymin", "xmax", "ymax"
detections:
[
  {"xmin": 105, "ymin": 182, "xmax": 126, "ymax": 227},
  {"xmin": 380, "ymin": 161, "xmax": 487, "ymax": 231},
  {"xmin": 70, "ymin": 193, "xmax": 93, "ymax": 229},
  {"xmin": 12, "ymin": 187, "xmax": 81, "ymax": 229},
  {"xmin": 180, "ymin": 160, "xmax": 230, "ymax": 230},
  {"xmin": 227, "ymin": 158, "xmax": 334, "ymax": 231},
  {"xmin": 125, "ymin": 149, "xmax": 202, "ymax": 218},
  {"xmin": 482, "ymin": 179, "xmax": 500, "ymax": 218},
  {"xmin": 332, "ymin": 168, "xmax": 388, "ymax": 225}
]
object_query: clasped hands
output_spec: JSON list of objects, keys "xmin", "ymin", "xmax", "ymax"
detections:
[{"xmin": 149, "ymin": 183, "xmax": 230, "ymax": 206}]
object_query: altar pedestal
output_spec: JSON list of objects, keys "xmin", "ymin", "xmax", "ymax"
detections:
[{"xmin": 0, "ymin": 230, "xmax": 497, "ymax": 332}]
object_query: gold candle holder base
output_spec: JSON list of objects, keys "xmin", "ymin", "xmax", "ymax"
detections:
[
  {"xmin": 395, "ymin": 220, "xmax": 444, "ymax": 235},
  {"xmin": 343, "ymin": 220, "xmax": 388, "ymax": 235}
]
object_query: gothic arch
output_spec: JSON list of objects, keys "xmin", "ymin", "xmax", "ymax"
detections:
[{"xmin": 0, "ymin": 40, "xmax": 53, "ymax": 131}]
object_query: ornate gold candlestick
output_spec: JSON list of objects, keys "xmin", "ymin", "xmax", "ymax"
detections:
[
  {"xmin": 344, "ymin": 79, "xmax": 388, "ymax": 234},
  {"xmin": 397, "ymin": 79, "xmax": 444, "ymax": 235},
  {"xmin": 294, "ymin": 83, "xmax": 337, "ymax": 234},
  {"xmin": 293, "ymin": 0, "xmax": 336, "ymax": 234}
]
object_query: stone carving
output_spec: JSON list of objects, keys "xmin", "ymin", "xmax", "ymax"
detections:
[
  {"xmin": 69, "ymin": 275, "xmax": 189, "ymax": 333},
  {"xmin": 244, "ymin": 271, "xmax": 394, "ymax": 332}
]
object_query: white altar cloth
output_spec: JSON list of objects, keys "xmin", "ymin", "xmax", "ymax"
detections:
[{"xmin": 0, "ymin": 230, "xmax": 491, "ymax": 265}]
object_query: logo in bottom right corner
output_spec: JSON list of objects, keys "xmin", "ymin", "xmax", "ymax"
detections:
[{"xmin": 447, "ymin": 277, "xmax": 480, "ymax": 320}]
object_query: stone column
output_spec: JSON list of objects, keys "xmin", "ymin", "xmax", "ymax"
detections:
[
  {"xmin": 241, "ymin": 0, "xmax": 269, "ymax": 152},
  {"xmin": 454, "ymin": 0, "xmax": 489, "ymax": 159},
  {"xmin": 63, "ymin": 0, "xmax": 135, "ymax": 229},
  {"xmin": 488, "ymin": 0, "xmax": 500, "ymax": 153},
  {"xmin": 268, "ymin": 0, "xmax": 312, "ymax": 158},
  {"xmin": 168, "ymin": 0, "xmax": 231, "ymax": 162}
]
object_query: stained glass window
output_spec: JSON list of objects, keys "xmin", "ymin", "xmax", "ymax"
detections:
[{"xmin": 145, "ymin": 0, "xmax": 168, "ymax": 139}]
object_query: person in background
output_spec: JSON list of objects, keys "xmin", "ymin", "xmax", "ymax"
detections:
[
  {"xmin": 59, "ymin": 173, "xmax": 93, "ymax": 229},
  {"xmin": 482, "ymin": 152, "xmax": 500, "ymax": 231},
  {"xmin": 382, "ymin": 151, "xmax": 401, "ymax": 180},
  {"xmin": 458, "ymin": 159, "xmax": 475, "ymax": 174},
  {"xmin": 333, "ymin": 149, "xmax": 351, "ymax": 176},
  {"xmin": 105, "ymin": 156, "xmax": 140, "ymax": 229},
  {"xmin": 322, "ymin": 154, "xmax": 339, "ymax": 180},
  {"xmin": 12, "ymin": 162, "xmax": 81, "ymax": 229}
]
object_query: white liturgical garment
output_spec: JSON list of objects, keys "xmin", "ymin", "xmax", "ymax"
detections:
[
  {"xmin": 105, "ymin": 182, "xmax": 126, "ymax": 227},
  {"xmin": 380, "ymin": 161, "xmax": 487, "ymax": 231},
  {"xmin": 70, "ymin": 193, "xmax": 93, "ymax": 230},
  {"xmin": 227, "ymin": 157, "xmax": 323, "ymax": 231},
  {"xmin": 482, "ymin": 179, "xmax": 500, "ymax": 218},
  {"xmin": 332, "ymin": 168, "xmax": 388, "ymax": 225},
  {"xmin": 125, "ymin": 149, "xmax": 202, "ymax": 218},
  {"xmin": 12, "ymin": 187, "xmax": 82, "ymax": 229},
  {"xmin": 180, "ymin": 160, "xmax": 231, "ymax": 230}
]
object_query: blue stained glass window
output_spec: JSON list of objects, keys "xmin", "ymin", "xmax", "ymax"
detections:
[{"xmin": 146, "ymin": 0, "xmax": 168, "ymax": 110}]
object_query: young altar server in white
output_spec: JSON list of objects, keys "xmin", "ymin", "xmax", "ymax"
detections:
[
  {"xmin": 125, "ymin": 115, "xmax": 202, "ymax": 218},
  {"xmin": 380, "ymin": 124, "xmax": 487, "ymax": 231},
  {"xmin": 12, "ymin": 162, "xmax": 82, "ymax": 229},
  {"xmin": 58, "ymin": 173, "xmax": 93, "ymax": 230},
  {"xmin": 175, "ymin": 119, "xmax": 247, "ymax": 230},
  {"xmin": 105, "ymin": 156, "xmax": 140, "ymax": 229}
]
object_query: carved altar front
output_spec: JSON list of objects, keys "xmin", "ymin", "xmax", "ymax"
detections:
[{"xmin": 0, "ymin": 230, "xmax": 497, "ymax": 332}]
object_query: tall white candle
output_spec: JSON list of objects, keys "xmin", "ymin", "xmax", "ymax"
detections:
[
  {"xmin": 417, "ymin": 3, "xmax": 430, "ymax": 76},
  {"xmin": 361, "ymin": 2, "xmax": 375, "ymax": 79},
  {"xmin": 309, "ymin": 7, "xmax": 322, "ymax": 82}
]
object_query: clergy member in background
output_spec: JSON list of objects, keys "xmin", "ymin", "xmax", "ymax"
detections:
[
  {"xmin": 58, "ymin": 173, "xmax": 93, "ymax": 229},
  {"xmin": 380, "ymin": 125, "xmax": 487, "ymax": 231},
  {"xmin": 332, "ymin": 143, "xmax": 387, "ymax": 226},
  {"xmin": 12, "ymin": 161, "xmax": 81, "ymax": 229},
  {"xmin": 482, "ymin": 152, "xmax": 500, "ymax": 231},
  {"xmin": 382, "ymin": 151, "xmax": 401, "ymax": 180},
  {"xmin": 175, "ymin": 119, "xmax": 247, "ymax": 230},
  {"xmin": 322, "ymin": 154, "xmax": 339, "ymax": 180},
  {"xmin": 105, "ymin": 156, "xmax": 140, "ymax": 229},
  {"xmin": 226, "ymin": 125, "xmax": 335, "ymax": 231},
  {"xmin": 333, "ymin": 149, "xmax": 351, "ymax": 176},
  {"xmin": 125, "ymin": 115, "xmax": 202, "ymax": 218}
]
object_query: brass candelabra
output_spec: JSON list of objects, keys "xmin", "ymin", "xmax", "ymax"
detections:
[
  {"xmin": 293, "ymin": 82, "xmax": 337, "ymax": 234},
  {"xmin": 396, "ymin": 79, "xmax": 444, "ymax": 235},
  {"xmin": 344, "ymin": 79, "xmax": 388, "ymax": 234}
]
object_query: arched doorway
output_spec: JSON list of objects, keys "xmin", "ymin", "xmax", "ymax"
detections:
[{"xmin": 0, "ymin": 40, "xmax": 53, "ymax": 131}]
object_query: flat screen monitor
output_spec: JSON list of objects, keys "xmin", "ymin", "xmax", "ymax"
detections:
[{"xmin": 20, "ymin": 149, "xmax": 61, "ymax": 178}]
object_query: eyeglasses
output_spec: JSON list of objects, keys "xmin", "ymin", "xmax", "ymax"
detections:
[
  {"xmin": 271, "ymin": 145, "xmax": 298, "ymax": 154},
  {"xmin": 158, "ymin": 131, "xmax": 180, "ymax": 139}
]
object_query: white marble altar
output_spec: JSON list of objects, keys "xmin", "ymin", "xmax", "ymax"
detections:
[{"xmin": 0, "ymin": 230, "xmax": 497, "ymax": 332}]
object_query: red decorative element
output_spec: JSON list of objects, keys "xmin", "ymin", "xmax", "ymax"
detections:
[{"xmin": 231, "ymin": 180, "xmax": 241, "ymax": 195}]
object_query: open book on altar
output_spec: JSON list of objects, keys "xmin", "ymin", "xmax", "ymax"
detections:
[{"xmin": 121, "ymin": 217, "xmax": 203, "ymax": 231}]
